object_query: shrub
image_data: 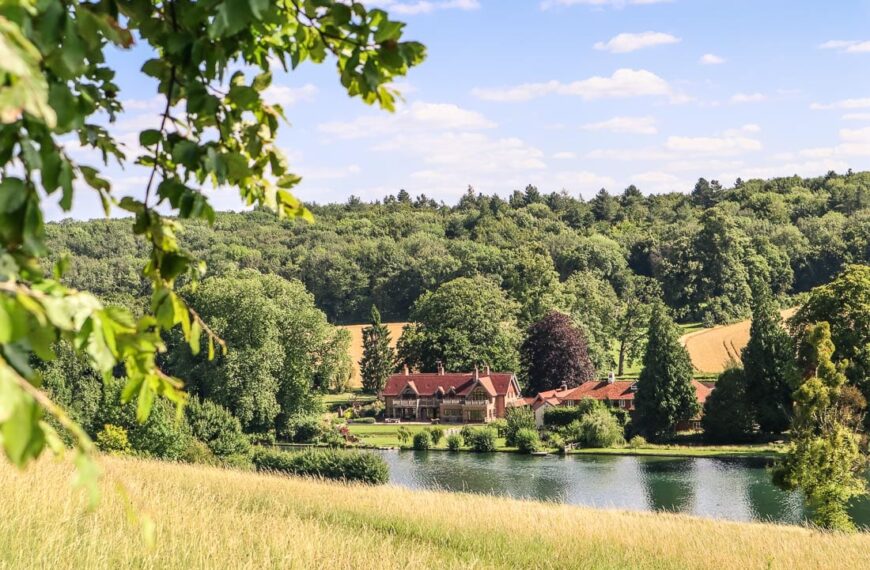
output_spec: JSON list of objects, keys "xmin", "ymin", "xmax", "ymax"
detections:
[
  {"xmin": 628, "ymin": 435, "xmax": 647, "ymax": 449},
  {"xmin": 578, "ymin": 407, "xmax": 624, "ymax": 448},
  {"xmin": 543, "ymin": 406, "xmax": 584, "ymax": 428},
  {"xmin": 504, "ymin": 407, "xmax": 536, "ymax": 447},
  {"xmin": 465, "ymin": 427, "xmax": 497, "ymax": 452},
  {"xmin": 489, "ymin": 418, "xmax": 508, "ymax": 437},
  {"xmin": 412, "ymin": 430, "xmax": 432, "ymax": 450},
  {"xmin": 547, "ymin": 433, "xmax": 566, "ymax": 452},
  {"xmin": 446, "ymin": 433, "xmax": 463, "ymax": 451},
  {"xmin": 357, "ymin": 400, "xmax": 384, "ymax": 418},
  {"xmin": 186, "ymin": 397, "xmax": 251, "ymax": 458},
  {"xmin": 96, "ymin": 424, "xmax": 131, "ymax": 455},
  {"xmin": 429, "ymin": 426, "xmax": 444, "ymax": 445},
  {"xmin": 283, "ymin": 415, "xmax": 323, "ymax": 443},
  {"xmin": 247, "ymin": 431, "xmax": 276, "ymax": 446},
  {"xmin": 396, "ymin": 426, "xmax": 411, "ymax": 444},
  {"xmin": 514, "ymin": 428, "xmax": 540, "ymax": 453},
  {"xmin": 350, "ymin": 417, "xmax": 376, "ymax": 424},
  {"xmin": 252, "ymin": 447, "xmax": 388, "ymax": 484},
  {"xmin": 179, "ymin": 439, "xmax": 219, "ymax": 466}
]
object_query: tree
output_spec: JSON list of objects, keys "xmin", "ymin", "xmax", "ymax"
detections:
[
  {"xmin": 503, "ymin": 407, "xmax": 537, "ymax": 446},
  {"xmin": 520, "ymin": 311, "xmax": 596, "ymax": 395},
  {"xmin": 614, "ymin": 276, "xmax": 659, "ymax": 377},
  {"xmin": 790, "ymin": 265, "xmax": 870, "ymax": 393},
  {"xmin": 360, "ymin": 306, "xmax": 396, "ymax": 394},
  {"xmin": 742, "ymin": 280, "xmax": 796, "ymax": 434},
  {"xmin": 398, "ymin": 276, "xmax": 521, "ymax": 372},
  {"xmin": 774, "ymin": 322, "xmax": 867, "ymax": 531},
  {"xmin": 634, "ymin": 304, "xmax": 700, "ymax": 441},
  {"xmin": 701, "ymin": 368, "xmax": 755, "ymax": 443},
  {"xmin": 0, "ymin": 1, "xmax": 424, "ymax": 490}
]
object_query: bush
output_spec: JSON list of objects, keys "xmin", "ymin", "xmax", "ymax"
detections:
[
  {"xmin": 179, "ymin": 439, "xmax": 219, "ymax": 466},
  {"xmin": 429, "ymin": 426, "xmax": 444, "ymax": 445},
  {"xmin": 578, "ymin": 407, "xmax": 624, "ymax": 448},
  {"xmin": 96, "ymin": 424, "xmax": 131, "ymax": 455},
  {"xmin": 465, "ymin": 427, "xmax": 497, "ymax": 452},
  {"xmin": 252, "ymin": 447, "xmax": 388, "ymax": 485},
  {"xmin": 702, "ymin": 368, "xmax": 755, "ymax": 443},
  {"xmin": 504, "ymin": 407, "xmax": 536, "ymax": 446},
  {"xmin": 547, "ymin": 433, "xmax": 566, "ymax": 452},
  {"xmin": 283, "ymin": 415, "xmax": 323, "ymax": 443},
  {"xmin": 489, "ymin": 418, "xmax": 508, "ymax": 437},
  {"xmin": 446, "ymin": 433, "xmax": 463, "ymax": 451},
  {"xmin": 186, "ymin": 397, "xmax": 251, "ymax": 458},
  {"xmin": 412, "ymin": 430, "xmax": 432, "ymax": 450},
  {"xmin": 514, "ymin": 428, "xmax": 540, "ymax": 453},
  {"xmin": 543, "ymin": 406, "xmax": 584, "ymax": 428},
  {"xmin": 396, "ymin": 426, "xmax": 412, "ymax": 444},
  {"xmin": 628, "ymin": 435, "xmax": 647, "ymax": 449},
  {"xmin": 350, "ymin": 417, "xmax": 376, "ymax": 424},
  {"xmin": 247, "ymin": 431, "xmax": 276, "ymax": 446}
]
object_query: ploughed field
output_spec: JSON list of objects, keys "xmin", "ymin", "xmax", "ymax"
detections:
[
  {"xmin": 680, "ymin": 309, "xmax": 796, "ymax": 374},
  {"xmin": 340, "ymin": 322, "xmax": 407, "ymax": 387},
  {"xmin": 2, "ymin": 456, "xmax": 869, "ymax": 569}
]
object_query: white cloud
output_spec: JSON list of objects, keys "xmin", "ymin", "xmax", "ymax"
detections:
[
  {"xmin": 550, "ymin": 170, "xmax": 616, "ymax": 190},
  {"xmin": 472, "ymin": 69, "xmax": 684, "ymax": 102},
  {"xmin": 665, "ymin": 134, "xmax": 762, "ymax": 155},
  {"xmin": 730, "ymin": 92, "xmax": 766, "ymax": 104},
  {"xmin": 262, "ymin": 84, "xmax": 318, "ymax": 106},
  {"xmin": 542, "ymin": 0, "xmax": 671, "ymax": 8},
  {"xmin": 699, "ymin": 53, "xmax": 726, "ymax": 65},
  {"xmin": 368, "ymin": 0, "xmax": 479, "ymax": 15},
  {"xmin": 582, "ymin": 115, "xmax": 657, "ymax": 134},
  {"xmin": 585, "ymin": 147, "xmax": 675, "ymax": 161},
  {"xmin": 723, "ymin": 124, "xmax": 762, "ymax": 136},
  {"xmin": 630, "ymin": 171, "xmax": 684, "ymax": 193},
  {"xmin": 552, "ymin": 151, "xmax": 577, "ymax": 159},
  {"xmin": 593, "ymin": 32, "xmax": 680, "ymax": 53},
  {"xmin": 842, "ymin": 112, "xmax": 870, "ymax": 121},
  {"xmin": 588, "ymin": 127, "xmax": 762, "ymax": 161},
  {"xmin": 819, "ymin": 40, "xmax": 870, "ymax": 53},
  {"xmin": 319, "ymin": 101, "xmax": 495, "ymax": 139},
  {"xmin": 811, "ymin": 97, "xmax": 870, "ymax": 110}
]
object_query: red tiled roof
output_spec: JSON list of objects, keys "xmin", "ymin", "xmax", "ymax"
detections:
[
  {"xmin": 532, "ymin": 379, "xmax": 712, "ymax": 405},
  {"xmin": 381, "ymin": 372, "xmax": 517, "ymax": 397}
]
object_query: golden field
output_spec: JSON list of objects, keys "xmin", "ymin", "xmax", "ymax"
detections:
[
  {"xmin": 681, "ymin": 309, "xmax": 796, "ymax": 374},
  {"xmin": 1, "ymin": 456, "xmax": 869, "ymax": 569},
  {"xmin": 340, "ymin": 322, "xmax": 407, "ymax": 387}
]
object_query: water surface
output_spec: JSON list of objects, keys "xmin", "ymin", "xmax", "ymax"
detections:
[{"xmin": 377, "ymin": 450, "xmax": 870, "ymax": 527}]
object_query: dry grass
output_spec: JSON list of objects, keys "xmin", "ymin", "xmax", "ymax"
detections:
[
  {"xmin": 2, "ymin": 456, "xmax": 870, "ymax": 569},
  {"xmin": 681, "ymin": 309, "xmax": 796, "ymax": 374},
  {"xmin": 340, "ymin": 322, "xmax": 407, "ymax": 387}
]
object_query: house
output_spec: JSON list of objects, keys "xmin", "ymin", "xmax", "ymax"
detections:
[
  {"xmin": 380, "ymin": 364, "xmax": 523, "ymax": 423},
  {"xmin": 526, "ymin": 377, "xmax": 713, "ymax": 429}
]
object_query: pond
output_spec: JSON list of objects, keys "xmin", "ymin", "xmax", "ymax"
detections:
[{"xmin": 377, "ymin": 450, "xmax": 870, "ymax": 527}]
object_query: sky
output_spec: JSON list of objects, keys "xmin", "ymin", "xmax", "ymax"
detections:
[{"xmin": 53, "ymin": 0, "xmax": 870, "ymax": 220}]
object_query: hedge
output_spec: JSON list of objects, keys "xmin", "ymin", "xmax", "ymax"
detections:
[{"xmin": 252, "ymin": 447, "xmax": 389, "ymax": 485}]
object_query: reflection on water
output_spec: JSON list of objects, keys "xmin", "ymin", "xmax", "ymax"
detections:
[{"xmin": 377, "ymin": 450, "xmax": 870, "ymax": 527}]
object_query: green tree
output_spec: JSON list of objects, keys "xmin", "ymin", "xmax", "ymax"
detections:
[
  {"xmin": 360, "ymin": 306, "xmax": 396, "ymax": 394},
  {"xmin": 634, "ymin": 304, "xmax": 699, "ymax": 441},
  {"xmin": 701, "ymin": 367, "xmax": 755, "ymax": 443},
  {"xmin": 399, "ymin": 276, "xmax": 521, "ymax": 372},
  {"xmin": 503, "ymin": 407, "xmax": 537, "ymax": 447},
  {"xmin": 0, "ymin": 0, "xmax": 423, "ymax": 489},
  {"xmin": 774, "ymin": 323, "xmax": 867, "ymax": 531},
  {"xmin": 742, "ymin": 281, "xmax": 796, "ymax": 434}
]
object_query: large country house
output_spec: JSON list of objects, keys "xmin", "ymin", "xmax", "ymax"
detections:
[
  {"xmin": 525, "ymin": 376, "xmax": 712, "ymax": 429},
  {"xmin": 380, "ymin": 365, "xmax": 523, "ymax": 423}
]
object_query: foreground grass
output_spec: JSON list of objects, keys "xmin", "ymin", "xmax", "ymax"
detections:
[{"xmin": 2, "ymin": 456, "xmax": 869, "ymax": 569}]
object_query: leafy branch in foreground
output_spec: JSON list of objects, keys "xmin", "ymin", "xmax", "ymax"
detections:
[{"xmin": 0, "ymin": 0, "xmax": 424, "ymax": 493}]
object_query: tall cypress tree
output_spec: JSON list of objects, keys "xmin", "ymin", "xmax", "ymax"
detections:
[
  {"xmin": 360, "ymin": 306, "xmax": 396, "ymax": 395},
  {"xmin": 742, "ymin": 280, "xmax": 795, "ymax": 434},
  {"xmin": 634, "ymin": 303, "xmax": 699, "ymax": 441}
]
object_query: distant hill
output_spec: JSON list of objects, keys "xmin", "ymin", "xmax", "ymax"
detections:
[
  {"xmin": 680, "ymin": 309, "xmax": 796, "ymax": 374},
  {"xmin": 340, "ymin": 322, "xmax": 407, "ymax": 387}
]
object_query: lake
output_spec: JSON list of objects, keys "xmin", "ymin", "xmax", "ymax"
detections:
[{"xmin": 377, "ymin": 450, "xmax": 870, "ymax": 527}]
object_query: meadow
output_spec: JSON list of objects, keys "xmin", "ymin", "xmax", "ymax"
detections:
[{"xmin": 2, "ymin": 456, "xmax": 869, "ymax": 569}]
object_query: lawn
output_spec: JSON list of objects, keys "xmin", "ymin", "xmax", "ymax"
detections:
[
  {"xmin": 3, "ymin": 456, "xmax": 869, "ymax": 569},
  {"xmin": 345, "ymin": 422, "xmax": 513, "ymax": 450},
  {"xmin": 569, "ymin": 443, "xmax": 784, "ymax": 459},
  {"xmin": 322, "ymin": 390, "xmax": 376, "ymax": 412}
]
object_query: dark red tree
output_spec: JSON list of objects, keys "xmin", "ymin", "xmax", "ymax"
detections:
[{"xmin": 521, "ymin": 311, "xmax": 597, "ymax": 395}]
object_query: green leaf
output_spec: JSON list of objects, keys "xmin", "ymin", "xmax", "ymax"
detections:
[
  {"xmin": 0, "ymin": 178, "xmax": 27, "ymax": 213},
  {"xmin": 189, "ymin": 320, "xmax": 202, "ymax": 356},
  {"xmin": 139, "ymin": 129, "xmax": 162, "ymax": 147},
  {"xmin": 374, "ymin": 20, "xmax": 404, "ymax": 43}
]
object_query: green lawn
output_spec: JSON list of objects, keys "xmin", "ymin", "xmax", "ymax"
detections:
[
  {"xmin": 322, "ymin": 390, "xmax": 376, "ymax": 412},
  {"xmin": 345, "ymin": 422, "xmax": 513, "ymax": 450}
]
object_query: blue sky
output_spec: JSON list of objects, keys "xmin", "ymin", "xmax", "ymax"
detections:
[{"xmin": 54, "ymin": 0, "xmax": 870, "ymax": 219}]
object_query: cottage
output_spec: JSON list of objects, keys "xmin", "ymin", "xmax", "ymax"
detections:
[{"xmin": 380, "ymin": 364, "xmax": 523, "ymax": 423}]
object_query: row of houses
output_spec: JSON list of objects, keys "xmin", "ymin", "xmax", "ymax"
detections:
[{"xmin": 379, "ymin": 366, "xmax": 712, "ymax": 429}]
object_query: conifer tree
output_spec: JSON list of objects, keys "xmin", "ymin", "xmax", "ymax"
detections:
[
  {"xmin": 360, "ymin": 306, "xmax": 396, "ymax": 395},
  {"xmin": 634, "ymin": 304, "xmax": 699, "ymax": 441},
  {"xmin": 742, "ymin": 280, "xmax": 796, "ymax": 433}
]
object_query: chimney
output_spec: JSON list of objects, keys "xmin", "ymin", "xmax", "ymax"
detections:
[
  {"xmin": 559, "ymin": 382, "xmax": 568, "ymax": 392},
  {"xmin": 436, "ymin": 360, "xmax": 445, "ymax": 375},
  {"xmin": 484, "ymin": 363, "xmax": 490, "ymax": 376},
  {"xmin": 607, "ymin": 371, "xmax": 615, "ymax": 384},
  {"xmin": 473, "ymin": 365, "xmax": 479, "ymax": 380},
  {"xmin": 403, "ymin": 364, "xmax": 410, "ymax": 376}
]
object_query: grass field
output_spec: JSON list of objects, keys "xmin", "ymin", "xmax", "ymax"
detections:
[
  {"xmin": 3, "ymin": 456, "xmax": 870, "ymax": 569},
  {"xmin": 339, "ymin": 322, "xmax": 407, "ymax": 388}
]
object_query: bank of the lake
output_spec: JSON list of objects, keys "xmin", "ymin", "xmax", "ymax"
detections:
[{"xmin": 4, "ymin": 456, "xmax": 870, "ymax": 569}]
